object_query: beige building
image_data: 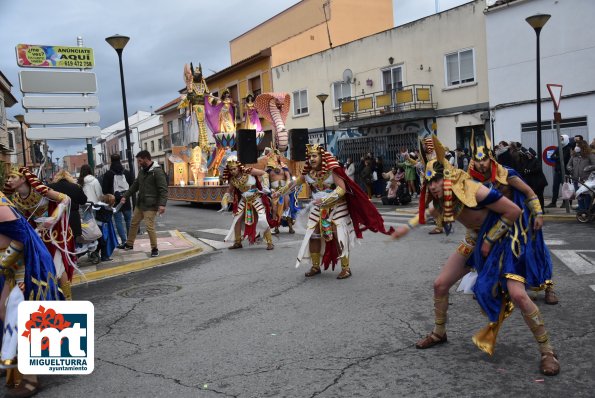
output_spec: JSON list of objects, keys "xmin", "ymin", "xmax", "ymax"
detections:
[
  {"xmin": 0, "ymin": 71, "xmax": 18, "ymax": 173},
  {"xmin": 274, "ymin": 0, "xmax": 489, "ymax": 163},
  {"xmin": 138, "ymin": 115, "xmax": 166, "ymax": 168},
  {"xmin": 230, "ymin": 0, "xmax": 393, "ymax": 68}
]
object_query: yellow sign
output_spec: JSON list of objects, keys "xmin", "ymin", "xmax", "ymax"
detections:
[{"xmin": 16, "ymin": 44, "xmax": 94, "ymax": 69}]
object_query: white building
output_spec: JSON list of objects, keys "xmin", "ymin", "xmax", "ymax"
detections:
[
  {"xmin": 274, "ymin": 0, "xmax": 489, "ymax": 165},
  {"xmin": 485, "ymin": 0, "xmax": 595, "ymax": 193}
]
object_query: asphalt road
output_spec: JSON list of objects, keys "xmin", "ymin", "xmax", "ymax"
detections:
[{"xmin": 22, "ymin": 202, "xmax": 595, "ymax": 397}]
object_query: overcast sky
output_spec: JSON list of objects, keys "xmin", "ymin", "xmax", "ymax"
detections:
[{"xmin": 0, "ymin": 0, "xmax": 468, "ymax": 161}]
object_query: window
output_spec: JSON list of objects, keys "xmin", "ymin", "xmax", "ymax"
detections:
[
  {"xmin": 249, "ymin": 75, "xmax": 262, "ymax": 97},
  {"xmin": 177, "ymin": 118, "xmax": 185, "ymax": 135},
  {"xmin": 167, "ymin": 120, "xmax": 174, "ymax": 134},
  {"xmin": 332, "ymin": 82, "xmax": 351, "ymax": 109},
  {"xmin": 7, "ymin": 131, "xmax": 14, "ymax": 150},
  {"xmin": 292, "ymin": 89, "xmax": 308, "ymax": 116},
  {"xmin": 445, "ymin": 49, "xmax": 475, "ymax": 86},
  {"xmin": 382, "ymin": 66, "xmax": 403, "ymax": 93},
  {"xmin": 158, "ymin": 138, "xmax": 163, "ymax": 150},
  {"xmin": 144, "ymin": 142, "xmax": 148, "ymax": 151},
  {"xmin": 151, "ymin": 141, "xmax": 155, "ymax": 152}
]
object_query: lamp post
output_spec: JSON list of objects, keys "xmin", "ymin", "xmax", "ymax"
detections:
[
  {"xmin": 14, "ymin": 114, "xmax": 27, "ymax": 167},
  {"xmin": 526, "ymin": 13, "xmax": 551, "ymax": 169},
  {"xmin": 56, "ymin": 157, "xmax": 60, "ymax": 171},
  {"xmin": 106, "ymin": 34, "xmax": 134, "ymax": 174},
  {"xmin": 48, "ymin": 149, "xmax": 54, "ymax": 177},
  {"xmin": 316, "ymin": 93, "xmax": 329, "ymax": 149}
]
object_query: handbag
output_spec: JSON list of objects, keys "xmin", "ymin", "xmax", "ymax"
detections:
[
  {"xmin": 81, "ymin": 207, "xmax": 102, "ymax": 242},
  {"xmin": 561, "ymin": 181, "xmax": 575, "ymax": 200}
]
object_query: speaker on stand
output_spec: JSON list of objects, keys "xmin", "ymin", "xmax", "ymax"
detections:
[
  {"xmin": 237, "ymin": 129, "xmax": 258, "ymax": 164},
  {"xmin": 289, "ymin": 128, "xmax": 309, "ymax": 161}
]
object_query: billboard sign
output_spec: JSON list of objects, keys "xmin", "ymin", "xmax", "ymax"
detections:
[{"xmin": 16, "ymin": 44, "xmax": 94, "ymax": 69}]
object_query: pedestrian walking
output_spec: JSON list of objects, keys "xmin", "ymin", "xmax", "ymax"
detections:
[
  {"xmin": 79, "ymin": 164, "xmax": 103, "ymax": 204},
  {"xmin": 120, "ymin": 150, "xmax": 168, "ymax": 257},
  {"xmin": 102, "ymin": 153, "xmax": 134, "ymax": 247}
]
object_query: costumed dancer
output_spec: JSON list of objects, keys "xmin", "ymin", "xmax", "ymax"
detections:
[
  {"xmin": 221, "ymin": 156, "xmax": 276, "ymax": 250},
  {"xmin": 5, "ymin": 167, "xmax": 76, "ymax": 301},
  {"xmin": 0, "ymin": 191, "xmax": 63, "ymax": 396},
  {"xmin": 178, "ymin": 63, "xmax": 210, "ymax": 183},
  {"xmin": 275, "ymin": 144, "xmax": 394, "ymax": 279},
  {"xmin": 392, "ymin": 135, "xmax": 560, "ymax": 376},
  {"xmin": 265, "ymin": 149, "xmax": 295, "ymax": 234},
  {"xmin": 467, "ymin": 131, "xmax": 557, "ymax": 304},
  {"xmin": 254, "ymin": 93, "xmax": 290, "ymax": 152}
]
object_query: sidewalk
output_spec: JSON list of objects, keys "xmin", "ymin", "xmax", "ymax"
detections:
[
  {"xmin": 72, "ymin": 230, "xmax": 207, "ymax": 286},
  {"xmin": 371, "ymin": 195, "xmax": 577, "ymax": 221}
]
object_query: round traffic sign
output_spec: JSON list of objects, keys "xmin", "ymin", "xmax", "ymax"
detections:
[{"xmin": 543, "ymin": 145, "xmax": 558, "ymax": 167}]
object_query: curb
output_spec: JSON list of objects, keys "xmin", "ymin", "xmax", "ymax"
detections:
[{"xmin": 72, "ymin": 231, "xmax": 204, "ymax": 286}]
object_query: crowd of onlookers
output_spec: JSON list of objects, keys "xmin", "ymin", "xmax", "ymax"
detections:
[{"xmin": 342, "ymin": 135, "xmax": 595, "ymax": 212}]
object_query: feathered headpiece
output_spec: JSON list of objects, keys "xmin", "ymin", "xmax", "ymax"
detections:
[
  {"xmin": 221, "ymin": 155, "xmax": 249, "ymax": 182},
  {"xmin": 468, "ymin": 130, "xmax": 508, "ymax": 184}
]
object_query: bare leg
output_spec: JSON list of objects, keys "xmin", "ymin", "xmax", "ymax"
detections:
[
  {"xmin": 507, "ymin": 279, "xmax": 560, "ymax": 376},
  {"xmin": 416, "ymin": 251, "xmax": 470, "ymax": 348}
]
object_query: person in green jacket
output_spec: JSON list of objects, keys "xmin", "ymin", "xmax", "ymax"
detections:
[
  {"xmin": 397, "ymin": 153, "xmax": 418, "ymax": 198},
  {"xmin": 120, "ymin": 150, "xmax": 168, "ymax": 257}
]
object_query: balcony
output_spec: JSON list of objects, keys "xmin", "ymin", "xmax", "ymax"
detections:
[{"xmin": 336, "ymin": 84, "xmax": 437, "ymax": 125}]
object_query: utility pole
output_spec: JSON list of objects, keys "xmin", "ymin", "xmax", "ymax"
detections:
[{"xmin": 78, "ymin": 36, "xmax": 95, "ymax": 171}]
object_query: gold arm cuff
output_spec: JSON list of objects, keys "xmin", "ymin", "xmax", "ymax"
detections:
[
  {"xmin": 320, "ymin": 186, "xmax": 346, "ymax": 208},
  {"xmin": 526, "ymin": 196, "xmax": 544, "ymax": 216},
  {"xmin": 406, "ymin": 214, "xmax": 419, "ymax": 230},
  {"xmin": 485, "ymin": 216, "xmax": 513, "ymax": 244}
]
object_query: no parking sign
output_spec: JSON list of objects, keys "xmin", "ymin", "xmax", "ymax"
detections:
[{"xmin": 543, "ymin": 145, "xmax": 558, "ymax": 166}]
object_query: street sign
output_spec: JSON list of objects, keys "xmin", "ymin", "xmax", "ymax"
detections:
[
  {"xmin": 19, "ymin": 70, "xmax": 97, "ymax": 93},
  {"xmin": 24, "ymin": 111, "xmax": 100, "ymax": 125},
  {"xmin": 547, "ymin": 84, "xmax": 563, "ymax": 111},
  {"xmin": 22, "ymin": 96, "xmax": 98, "ymax": 109},
  {"xmin": 16, "ymin": 44, "xmax": 94, "ymax": 69},
  {"xmin": 543, "ymin": 145, "xmax": 557, "ymax": 166},
  {"xmin": 27, "ymin": 126, "xmax": 101, "ymax": 140}
]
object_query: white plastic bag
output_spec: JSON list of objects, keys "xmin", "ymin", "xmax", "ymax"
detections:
[
  {"xmin": 561, "ymin": 181, "xmax": 575, "ymax": 200},
  {"xmin": 372, "ymin": 171, "xmax": 378, "ymax": 181},
  {"xmin": 456, "ymin": 272, "xmax": 477, "ymax": 294}
]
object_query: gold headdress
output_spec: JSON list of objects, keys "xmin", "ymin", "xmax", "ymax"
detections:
[
  {"xmin": 470, "ymin": 130, "xmax": 495, "ymax": 162},
  {"xmin": 8, "ymin": 166, "xmax": 24, "ymax": 178},
  {"xmin": 225, "ymin": 155, "xmax": 240, "ymax": 168},
  {"xmin": 469, "ymin": 130, "xmax": 508, "ymax": 184},
  {"xmin": 302, "ymin": 144, "xmax": 339, "ymax": 174},
  {"xmin": 306, "ymin": 143, "xmax": 323, "ymax": 156}
]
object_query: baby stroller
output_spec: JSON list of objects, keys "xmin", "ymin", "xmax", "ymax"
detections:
[
  {"xmin": 572, "ymin": 169, "xmax": 595, "ymax": 223},
  {"xmin": 78, "ymin": 202, "xmax": 102, "ymax": 263}
]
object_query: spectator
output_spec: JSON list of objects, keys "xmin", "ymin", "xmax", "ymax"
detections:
[
  {"xmin": 373, "ymin": 156, "xmax": 385, "ymax": 197},
  {"xmin": 567, "ymin": 140, "xmax": 595, "ymax": 211},
  {"xmin": 397, "ymin": 153, "xmax": 418, "ymax": 198},
  {"xmin": 344, "ymin": 157, "xmax": 355, "ymax": 180},
  {"xmin": 496, "ymin": 141, "xmax": 513, "ymax": 168},
  {"xmin": 120, "ymin": 150, "xmax": 168, "ymax": 257},
  {"xmin": 521, "ymin": 148, "xmax": 548, "ymax": 209},
  {"xmin": 456, "ymin": 147, "xmax": 465, "ymax": 170},
  {"xmin": 546, "ymin": 134, "xmax": 573, "ymax": 208},
  {"xmin": 78, "ymin": 164, "xmax": 102, "ymax": 203},
  {"xmin": 574, "ymin": 135, "xmax": 584, "ymax": 143},
  {"xmin": 360, "ymin": 158, "xmax": 373, "ymax": 199},
  {"xmin": 50, "ymin": 170, "xmax": 88, "ymax": 244},
  {"xmin": 102, "ymin": 153, "xmax": 134, "ymax": 248}
]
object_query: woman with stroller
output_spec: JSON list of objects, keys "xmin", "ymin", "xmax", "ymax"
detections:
[{"xmin": 567, "ymin": 140, "xmax": 595, "ymax": 211}]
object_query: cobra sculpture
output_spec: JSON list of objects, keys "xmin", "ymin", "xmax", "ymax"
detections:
[{"xmin": 255, "ymin": 93, "xmax": 291, "ymax": 152}]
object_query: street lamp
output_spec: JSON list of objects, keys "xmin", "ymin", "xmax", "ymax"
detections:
[
  {"xmin": 316, "ymin": 93, "xmax": 329, "ymax": 149},
  {"xmin": 526, "ymin": 13, "xmax": 551, "ymax": 169},
  {"xmin": 48, "ymin": 148, "xmax": 54, "ymax": 176},
  {"xmin": 106, "ymin": 34, "xmax": 134, "ymax": 174},
  {"xmin": 56, "ymin": 157, "xmax": 60, "ymax": 171},
  {"xmin": 14, "ymin": 114, "xmax": 27, "ymax": 167}
]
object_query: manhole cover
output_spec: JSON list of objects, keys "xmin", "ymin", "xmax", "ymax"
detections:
[{"xmin": 118, "ymin": 284, "xmax": 182, "ymax": 298}]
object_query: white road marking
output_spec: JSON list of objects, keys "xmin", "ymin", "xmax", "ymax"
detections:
[
  {"xmin": 544, "ymin": 239, "xmax": 568, "ymax": 246},
  {"xmin": 198, "ymin": 228, "xmax": 230, "ymax": 235},
  {"xmin": 590, "ymin": 285, "xmax": 595, "ymax": 293},
  {"xmin": 199, "ymin": 238, "xmax": 229, "ymax": 250},
  {"xmin": 551, "ymin": 250, "xmax": 595, "ymax": 275}
]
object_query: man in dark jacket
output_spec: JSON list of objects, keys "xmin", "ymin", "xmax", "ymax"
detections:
[
  {"xmin": 521, "ymin": 148, "xmax": 548, "ymax": 209},
  {"xmin": 102, "ymin": 153, "xmax": 134, "ymax": 248},
  {"xmin": 120, "ymin": 150, "xmax": 168, "ymax": 257}
]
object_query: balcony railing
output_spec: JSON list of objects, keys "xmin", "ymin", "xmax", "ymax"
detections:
[{"xmin": 335, "ymin": 84, "xmax": 437, "ymax": 122}]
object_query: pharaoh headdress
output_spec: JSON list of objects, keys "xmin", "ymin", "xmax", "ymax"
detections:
[
  {"xmin": 4, "ymin": 166, "xmax": 49, "ymax": 196},
  {"xmin": 468, "ymin": 130, "xmax": 508, "ymax": 185},
  {"xmin": 418, "ymin": 135, "xmax": 480, "ymax": 234},
  {"xmin": 221, "ymin": 155, "xmax": 250, "ymax": 182},
  {"xmin": 301, "ymin": 144, "xmax": 340, "ymax": 175}
]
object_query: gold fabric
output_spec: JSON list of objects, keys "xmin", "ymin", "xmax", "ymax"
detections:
[
  {"xmin": 310, "ymin": 252, "xmax": 321, "ymax": 269},
  {"xmin": 320, "ymin": 186, "xmax": 346, "ymax": 208},
  {"xmin": 340, "ymin": 256, "xmax": 349, "ymax": 269},
  {"xmin": 485, "ymin": 216, "xmax": 513, "ymax": 243},
  {"xmin": 472, "ymin": 297, "xmax": 515, "ymax": 356},
  {"xmin": 433, "ymin": 295, "xmax": 449, "ymax": 336}
]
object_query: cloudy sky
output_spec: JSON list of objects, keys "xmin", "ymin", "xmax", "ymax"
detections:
[{"xmin": 0, "ymin": 0, "xmax": 468, "ymax": 160}]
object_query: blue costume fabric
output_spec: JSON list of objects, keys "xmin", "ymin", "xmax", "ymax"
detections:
[
  {"xmin": 0, "ymin": 207, "xmax": 63, "ymax": 301},
  {"xmin": 280, "ymin": 190, "xmax": 301, "ymax": 226},
  {"xmin": 101, "ymin": 220, "xmax": 119, "ymax": 259},
  {"xmin": 471, "ymin": 168, "xmax": 553, "ymax": 322}
]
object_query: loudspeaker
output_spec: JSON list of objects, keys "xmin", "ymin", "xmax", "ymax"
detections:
[
  {"xmin": 237, "ymin": 129, "xmax": 258, "ymax": 164},
  {"xmin": 290, "ymin": 129, "xmax": 309, "ymax": 161},
  {"xmin": 258, "ymin": 130, "xmax": 273, "ymax": 151}
]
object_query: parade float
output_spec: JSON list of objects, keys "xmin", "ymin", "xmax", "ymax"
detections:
[{"xmin": 167, "ymin": 62, "xmax": 303, "ymax": 204}]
